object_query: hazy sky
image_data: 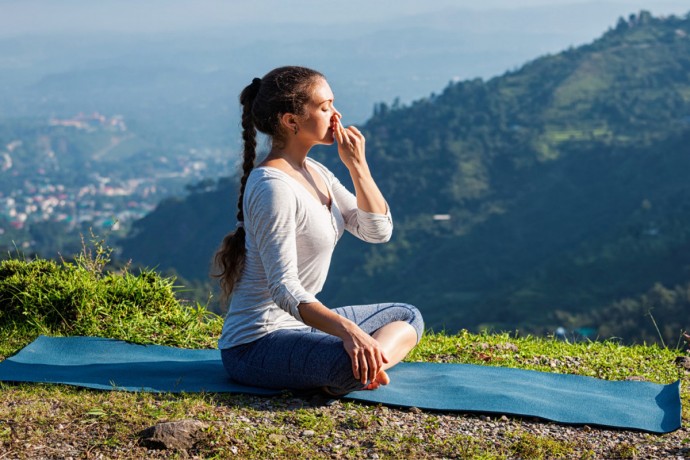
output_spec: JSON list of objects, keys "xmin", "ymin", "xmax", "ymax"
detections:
[
  {"xmin": 1, "ymin": 0, "xmax": 688, "ymax": 36},
  {"xmin": 1, "ymin": 0, "xmax": 688, "ymax": 126}
]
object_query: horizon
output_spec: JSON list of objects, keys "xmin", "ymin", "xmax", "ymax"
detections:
[
  {"xmin": 2, "ymin": 1, "xmax": 689, "ymax": 122},
  {"xmin": 2, "ymin": 1, "xmax": 690, "ymax": 140},
  {"xmin": 2, "ymin": 1, "xmax": 689, "ymax": 38}
]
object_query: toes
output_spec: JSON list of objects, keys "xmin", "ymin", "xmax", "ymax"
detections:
[
  {"xmin": 363, "ymin": 381, "xmax": 380, "ymax": 391},
  {"xmin": 377, "ymin": 370, "xmax": 391, "ymax": 385}
]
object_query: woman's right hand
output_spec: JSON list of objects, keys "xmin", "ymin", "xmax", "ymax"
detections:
[
  {"xmin": 296, "ymin": 301, "xmax": 389, "ymax": 385},
  {"xmin": 341, "ymin": 323, "xmax": 389, "ymax": 385}
]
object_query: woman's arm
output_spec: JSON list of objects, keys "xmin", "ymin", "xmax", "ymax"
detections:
[
  {"xmin": 329, "ymin": 118, "xmax": 393, "ymax": 243},
  {"xmin": 334, "ymin": 118, "xmax": 387, "ymax": 214},
  {"xmin": 298, "ymin": 301, "xmax": 388, "ymax": 385},
  {"xmin": 325, "ymin": 118, "xmax": 393, "ymax": 383},
  {"xmin": 248, "ymin": 177, "xmax": 318, "ymax": 321}
]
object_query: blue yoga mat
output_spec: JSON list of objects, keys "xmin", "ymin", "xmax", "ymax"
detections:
[{"xmin": 0, "ymin": 336, "xmax": 681, "ymax": 433}]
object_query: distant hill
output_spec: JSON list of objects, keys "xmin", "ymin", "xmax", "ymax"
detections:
[{"xmin": 121, "ymin": 11, "xmax": 690, "ymax": 343}]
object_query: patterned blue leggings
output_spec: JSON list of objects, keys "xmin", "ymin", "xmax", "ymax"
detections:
[{"xmin": 221, "ymin": 303, "xmax": 424, "ymax": 394}]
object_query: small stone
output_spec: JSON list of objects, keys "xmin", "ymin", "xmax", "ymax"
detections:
[
  {"xmin": 500, "ymin": 415, "xmax": 509, "ymax": 422},
  {"xmin": 479, "ymin": 415, "xmax": 490, "ymax": 422},
  {"xmin": 138, "ymin": 419, "xmax": 209, "ymax": 450},
  {"xmin": 408, "ymin": 406, "xmax": 422, "ymax": 414},
  {"xmin": 675, "ymin": 356, "xmax": 690, "ymax": 369},
  {"xmin": 301, "ymin": 429, "xmax": 316, "ymax": 437},
  {"xmin": 371, "ymin": 454, "xmax": 380, "ymax": 459},
  {"xmin": 583, "ymin": 425, "xmax": 592, "ymax": 432},
  {"xmin": 230, "ymin": 446, "xmax": 238, "ymax": 455}
]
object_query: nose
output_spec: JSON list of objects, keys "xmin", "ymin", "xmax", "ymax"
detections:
[{"xmin": 333, "ymin": 107, "xmax": 342, "ymax": 119}]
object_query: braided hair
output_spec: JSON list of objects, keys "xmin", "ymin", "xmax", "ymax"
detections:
[{"xmin": 213, "ymin": 66, "xmax": 324, "ymax": 299}]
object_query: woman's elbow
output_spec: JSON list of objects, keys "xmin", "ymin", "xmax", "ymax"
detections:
[
  {"xmin": 362, "ymin": 227, "xmax": 393, "ymax": 243},
  {"xmin": 377, "ymin": 231, "xmax": 393, "ymax": 243}
]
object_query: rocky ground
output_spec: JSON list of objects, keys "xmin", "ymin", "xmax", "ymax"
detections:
[{"xmin": 4, "ymin": 390, "xmax": 687, "ymax": 459}]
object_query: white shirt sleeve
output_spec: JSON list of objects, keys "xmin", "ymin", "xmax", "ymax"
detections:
[
  {"xmin": 325, "ymin": 167, "xmax": 394, "ymax": 243},
  {"xmin": 245, "ymin": 177, "xmax": 318, "ymax": 322}
]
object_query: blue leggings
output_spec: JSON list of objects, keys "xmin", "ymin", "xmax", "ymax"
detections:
[{"xmin": 221, "ymin": 303, "xmax": 424, "ymax": 394}]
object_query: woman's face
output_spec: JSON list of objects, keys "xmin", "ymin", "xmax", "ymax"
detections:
[{"xmin": 297, "ymin": 78, "xmax": 341, "ymax": 146}]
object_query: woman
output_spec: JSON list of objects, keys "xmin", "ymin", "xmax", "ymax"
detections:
[{"xmin": 215, "ymin": 66, "xmax": 423, "ymax": 395}]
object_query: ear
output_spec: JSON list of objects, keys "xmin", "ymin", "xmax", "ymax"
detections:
[{"xmin": 280, "ymin": 113, "xmax": 299, "ymax": 133}]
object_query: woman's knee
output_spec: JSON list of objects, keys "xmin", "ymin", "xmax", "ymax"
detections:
[{"xmin": 395, "ymin": 303, "xmax": 424, "ymax": 343}]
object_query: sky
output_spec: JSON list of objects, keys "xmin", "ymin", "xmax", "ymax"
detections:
[
  {"xmin": 1, "ymin": 0, "xmax": 688, "ymax": 128},
  {"xmin": 1, "ymin": 0, "xmax": 689, "ymax": 37}
]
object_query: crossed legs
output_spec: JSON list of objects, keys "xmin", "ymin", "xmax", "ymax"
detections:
[{"xmin": 221, "ymin": 303, "xmax": 424, "ymax": 395}]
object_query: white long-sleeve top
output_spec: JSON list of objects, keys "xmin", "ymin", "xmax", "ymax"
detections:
[{"xmin": 218, "ymin": 158, "xmax": 393, "ymax": 349}]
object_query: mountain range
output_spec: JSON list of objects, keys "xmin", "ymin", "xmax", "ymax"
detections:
[{"xmin": 121, "ymin": 11, "xmax": 690, "ymax": 342}]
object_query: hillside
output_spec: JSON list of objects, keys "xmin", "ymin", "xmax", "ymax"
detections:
[
  {"xmin": 0, "ymin": 254, "xmax": 688, "ymax": 459},
  {"xmin": 121, "ymin": 11, "xmax": 690, "ymax": 342}
]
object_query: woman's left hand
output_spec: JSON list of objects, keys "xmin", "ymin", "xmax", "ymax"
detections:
[
  {"xmin": 333, "ymin": 114, "xmax": 366, "ymax": 171},
  {"xmin": 330, "ymin": 113, "xmax": 387, "ymax": 214}
]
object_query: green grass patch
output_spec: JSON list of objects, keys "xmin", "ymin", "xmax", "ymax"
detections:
[
  {"xmin": 0, "ymin": 241, "xmax": 222, "ymax": 357},
  {"xmin": 410, "ymin": 330, "xmax": 682, "ymax": 378},
  {"xmin": 552, "ymin": 58, "xmax": 611, "ymax": 109},
  {"xmin": 508, "ymin": 431, "xmax": 575, "ymax": 459}
]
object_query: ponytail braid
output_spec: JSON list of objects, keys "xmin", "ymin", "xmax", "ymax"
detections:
[
  {"xmin": 213, "ymin": 78, "xmax": 261, "ymax": 299},
  {"xmin": 236, "ymin": 78, "xmax": 260, "ymax": 224}
]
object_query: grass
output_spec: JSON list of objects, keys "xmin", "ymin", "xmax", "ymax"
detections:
[
  {"xmin": 507, "ymin": 432, "xmax": 576, "ymax": 459},
  {"xmin": 0, "ymin": 240, "xmax": 222, "ymax": 356},
  {"xmin": 408, "ymin": 329, "xmax": 684, "ymax": 384},
  {"xmin": 0, "ymin": 245, "xmax": 688, "ymax": 458}
]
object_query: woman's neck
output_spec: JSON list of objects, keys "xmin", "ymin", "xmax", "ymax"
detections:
[
  {"xmin": 267, "ymin": 140, "xmax": 311, "ymax": 171},
  {"xmin": 265, "ymin": 152, "xmax": 307, "ymax": 171}
]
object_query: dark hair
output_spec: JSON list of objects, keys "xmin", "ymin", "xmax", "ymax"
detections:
[{"xmin": 213, "ymin": 66, "xmax": 325, "ymax": 300}]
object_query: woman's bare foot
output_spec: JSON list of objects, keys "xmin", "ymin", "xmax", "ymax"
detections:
[
  {"xmin": 321, "ymin": 370, "xmax": 391, "ymax": 394},
  {"xmin": 363, "ymin": 370, "xmax": 390, "ymax": 390},
  {"xmin": 376, "ymin": 370, "xmax": 391, "ymax": 385}
]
